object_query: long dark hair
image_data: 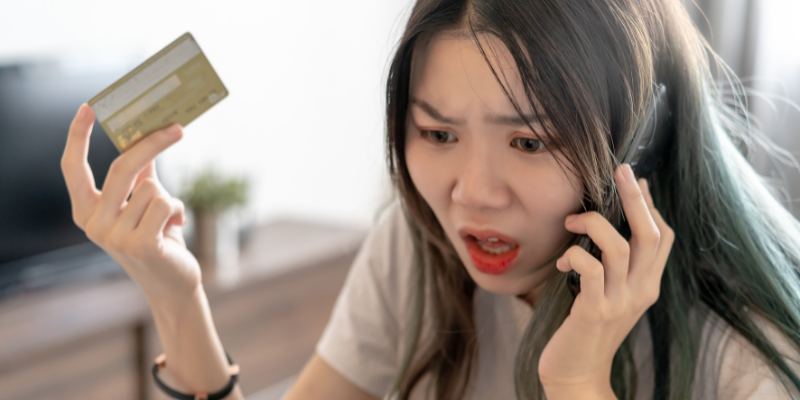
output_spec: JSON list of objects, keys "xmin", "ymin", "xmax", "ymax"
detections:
[{"xmin": 385, "ymin": 0, "xmax": 800, "ymax": 399}]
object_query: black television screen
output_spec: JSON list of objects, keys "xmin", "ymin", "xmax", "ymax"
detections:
[{"xmin": 0, "ymin": 61, "xmax": 131, "ymax": 295}]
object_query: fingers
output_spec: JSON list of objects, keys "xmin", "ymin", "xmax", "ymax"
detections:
[
  {"xmin": 133, "ymin": 161, "xmax": 160, "ymax": 194},
  {"xmin": 564, "ymin": 212, "xmax": 629, "ymax": 300},
  {"xmin": 115, "ymin": 178, "xmax": 160, "ymax": 234},
  {"xmin": 615, "ymin": 164, "xmax": 660, "ymax": 277},
  {"xmin": 137, "ymin": 194, "xmax": 186, "ymax": 241},
  {"xmin": 639, "ymin": 179, "xmax": 674, "ymax": 297},
  {"xmin": 98, "ymin": 125, "xmax": 183, "ymax": 218},
  {"xmin": 557, "ymin": 245, "xmax": 605, "ymax": 303},
  {"xmin": 561, "ymin": 167, "xmax": 674, "ymax": 317},
  {"xmin": 61, "ymin": 104, "xmax": 101, "ymax": 227},
  {"xmin": 100, "ymin": 175, "xmax": 186, "ymax": 267}
]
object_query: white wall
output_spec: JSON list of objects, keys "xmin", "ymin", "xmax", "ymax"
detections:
[
  {"xmin": 0, "ymin": 0, "xmax": 414, "ymax": 227},
  {"xmin": 5, "ymin": 0, "xmax": 799, "ymax": 225},
  {"xmin": 748, "ymin": 1, "xmax": 800, "ymax": 214}
]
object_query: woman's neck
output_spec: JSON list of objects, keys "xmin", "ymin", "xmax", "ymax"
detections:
[{"xmin": 517, "ymin": 266, "xmax": 559, "ymax": 307}]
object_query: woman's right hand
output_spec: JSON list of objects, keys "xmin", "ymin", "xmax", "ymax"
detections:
[{"xmin": 61, "ymin": 104, "xmax": 201, "ymax": 304}]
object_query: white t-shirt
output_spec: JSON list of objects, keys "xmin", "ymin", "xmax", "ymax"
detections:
[{"xmin": 316, "ymin": 201, "xmax": 800, "ymax": 399}]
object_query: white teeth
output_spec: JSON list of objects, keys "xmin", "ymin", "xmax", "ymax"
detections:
[
  {"xmin": 487, "ymin": 237, "xmax": 499, "ymax": 242},
  {"xmin": 477, "ymin": 240, "xmax": 516, "ymax": 255}
]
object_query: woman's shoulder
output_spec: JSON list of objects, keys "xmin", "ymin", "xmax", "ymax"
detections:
[
  {"xmin": 314, "ymin": 199, "xmax": 419, "ymax": 397},
  {"xmin": 354, "ymin": 199, "xmax": 416, "ymax": 285},
  {"xmin": 363, "ymin": 199, "xmax": 414, "ymax": 261},
  {"xmin": 698, "ymin": 306, "xmax": 800, "ymax": 399},
  {"xmin": 328, "ymin": 198, "xmax": 418, "ymax": 324},
  {"xmin": 633, "ymin": 305, "xmax": 800, "ymax": 399}
]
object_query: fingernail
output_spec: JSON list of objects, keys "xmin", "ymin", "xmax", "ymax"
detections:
[
  {"xmin": 556, "ymin": 257, "xmax": 570, "ymax": 272},
  {"xmin": 565, "ymin": 214, "xmax": 578, "ymax": 224},
  {"xmin": 623, "ymin": 164, "xmax": 636, "ymax": 182},
  {"xmin": 615, "ymin": 165, "xmax": 626, "ymax": 183},
  {"xmin": 77, "ymin": 104, "xmax": 88, "ymax": 120},
  {"xmin": 165, "ymin": 124, "xmax": 182, "ymax": 137}
]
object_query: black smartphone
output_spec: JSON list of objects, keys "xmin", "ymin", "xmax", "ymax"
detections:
[{"xmin": 566, "ymin": 84, "xmax": 673, "ymax": 297}]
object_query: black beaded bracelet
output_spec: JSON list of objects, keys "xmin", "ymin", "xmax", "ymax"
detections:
[{"xmin": 152, "ymin": 352, "xmax": 239, "ymax": 400}]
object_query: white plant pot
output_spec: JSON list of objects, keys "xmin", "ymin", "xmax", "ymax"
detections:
[{"xmin": 192, "ymin": 209, "xmax": 239, "ymax": 281}]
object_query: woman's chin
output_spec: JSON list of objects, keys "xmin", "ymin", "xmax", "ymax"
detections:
[{"xmin": 462, "ymin": 261, "xmax": 549, "ymax": 297}]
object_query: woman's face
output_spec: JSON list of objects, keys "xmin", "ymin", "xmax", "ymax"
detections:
[{"xmin": 405, "ymin": 33, "xmax": 584, "ymax": 298}]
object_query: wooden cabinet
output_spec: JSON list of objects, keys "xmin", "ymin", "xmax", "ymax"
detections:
[{"xmin": 0, "ymin": 221, "xmax": 364, "ymax": 400}]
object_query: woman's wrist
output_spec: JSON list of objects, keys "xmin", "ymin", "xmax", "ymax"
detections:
[
  {"xmin": 145, "ymin": 282, "xmax": 232, "ymax": 394},
  {"xmin": 145, "ymin": 281, "xmax": 205, "ymax": 329},
  {"xmin": 153, "ymin": 351, "xmax": 239, "ymax": 400}
]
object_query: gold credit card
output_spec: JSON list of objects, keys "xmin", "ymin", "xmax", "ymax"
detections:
[{"xmin": 88, "ymin": 32, "xmax": 228, "ymax": 152}]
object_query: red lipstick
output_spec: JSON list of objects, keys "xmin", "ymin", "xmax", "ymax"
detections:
[{"xmin": 459, "ymin": 229, "xmax": 520, "ymax": 275}]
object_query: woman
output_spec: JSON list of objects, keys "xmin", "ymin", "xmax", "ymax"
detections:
[{"xmin": 60, "ymin": 0, "xmax": 800, "ymax": 399}]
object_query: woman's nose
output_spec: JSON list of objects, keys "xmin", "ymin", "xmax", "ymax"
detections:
[{"xmin": 451, "ymin": 147, "xmax": 512, "ymax": 211}]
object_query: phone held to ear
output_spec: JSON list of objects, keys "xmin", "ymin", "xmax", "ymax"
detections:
[{"xmin": 566, "ymin": 84, "xmax": 673, "ymax": 297}]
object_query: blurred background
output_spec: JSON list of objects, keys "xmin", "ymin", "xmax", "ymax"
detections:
[{"xmin": 0, "ymin": 0, "xmax": 798, "ymax": 399}]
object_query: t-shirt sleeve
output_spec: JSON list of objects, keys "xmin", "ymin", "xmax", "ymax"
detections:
[
  {"xmin": 315, "ymin": 201, "xmax": 415, "ymax": 397},
  {"xmin": 714, "ymin": 312, "xmax": 800, "ymax": 400}
]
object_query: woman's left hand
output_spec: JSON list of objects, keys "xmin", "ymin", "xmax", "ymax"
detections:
[{"xmin": 538, "ymin": 163, "xmax": 675, "ymax": 399}]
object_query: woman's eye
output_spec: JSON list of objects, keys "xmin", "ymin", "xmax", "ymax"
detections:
[
  {"xmin": 424, "ymin": 130, "xmax": 456, "ymax": 144},
  {"xmin": 511, "ymin": 137, "xmax": 547, "ymax": 153}
]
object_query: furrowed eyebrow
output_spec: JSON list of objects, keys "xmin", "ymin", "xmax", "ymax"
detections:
[
  {"xmin": 411, "ymin": 99, "xmax": 464, "ymax": 126},
  {"xmin": 487, "ymin": 113, "xmax": 544, "ymax": 127},
  {"xmin": 411, "ymin": 98, "xmax": 547, "ymax": 128}
]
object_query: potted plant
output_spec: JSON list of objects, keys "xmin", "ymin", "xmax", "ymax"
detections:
[{"xmin": 181, "ymin": 169, "xmax": 248, "ymax": 276}]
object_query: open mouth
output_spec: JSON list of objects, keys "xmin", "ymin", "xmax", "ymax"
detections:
[{"xmin": 460, "ymin": 231, "xmax": 520, "ymax": 275}]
